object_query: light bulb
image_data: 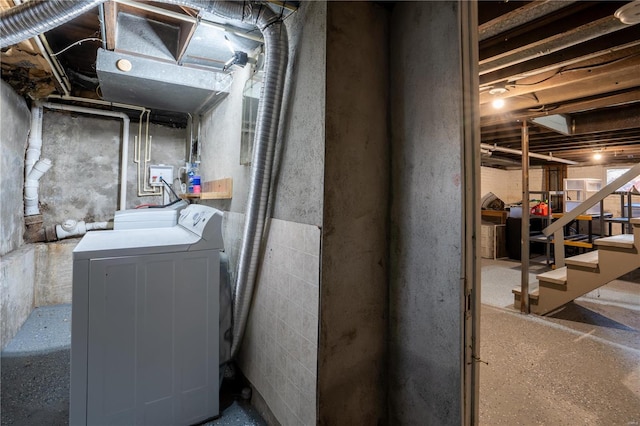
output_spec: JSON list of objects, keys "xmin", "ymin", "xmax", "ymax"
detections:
[
  {"xmin": 492, "ymin": 98, "xmax": 505, "ymax": 109},
  {"xmin": 593, "ymin": 152, "xmax": 602, "ymax": 160}
]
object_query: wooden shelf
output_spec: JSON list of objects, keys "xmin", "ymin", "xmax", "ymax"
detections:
[{"xmin": 179, "ymin": 177, "xmax": 233, "ymax": 200}]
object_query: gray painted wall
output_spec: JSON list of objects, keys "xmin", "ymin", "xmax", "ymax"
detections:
[
  {"xmin": 389, "ymin": 2, "xmax": 466, "ymax": 424},
  {"xmin": 199, "ymin": 65, "xmax": 252, "ymax": 214},
  {"xmin": 0, "ymin": 246, "xmax": 35, "ymax": 350},
  {"xmin": 270, "ymin": 0, "xmax": 326, "ymax": 226},
  {"xmin": 40, "ymin": 111, "xmax": 186, "ymax": 225},
  {"xmin": 0, "ymin": 80, "xmax": 30, "ymax": 255},
  {"xmin": 318, "ymin": 2, "xmax": 389, "ymax": 424},
  {"xmin": 0, "ymin": 82, "xmax": 34, "ymax": 350},
  {"xmin": 199, "ymin": 1, "xmax": 325, "ymax": 227}
]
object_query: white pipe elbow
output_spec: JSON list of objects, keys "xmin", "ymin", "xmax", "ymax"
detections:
[
  {"xmin": 24, "ymin": 159, "xmax": 52, "ymax": 216},
  {"xmin": 55, "ymin": 220, "xmax": 111, "ymax": 240},
  {"xmin": 26, "ymin": 158, "xmax": 52, "ymax": 182},
  {"xmin": 56, "ymin": 220, "xmax": 86, "ymax": 239}
]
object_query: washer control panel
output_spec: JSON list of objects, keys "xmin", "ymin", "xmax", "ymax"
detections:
[{"xmin": 178, "ymin": 204, "xmax": 223, "ymax": 244}]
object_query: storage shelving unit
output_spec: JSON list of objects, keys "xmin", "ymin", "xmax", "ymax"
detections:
[{"xmin": 564, "ymin": 178, "xmax": 602, "ymax": 215}]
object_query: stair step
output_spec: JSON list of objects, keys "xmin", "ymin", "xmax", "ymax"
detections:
[
  {"xmin": 594, "ymin": 234, "xmax": 634, "ymax": 249},
  {"xmin": 564, "ymin": 250, "xmax": 599, "ymax": 269},
  {"xmin": 536, "ymin": 266, "xmax": 567, "ymax": 285},
  {"xmin": 511, "ymin": 287, "xmax": 539, "ymax": 306}
]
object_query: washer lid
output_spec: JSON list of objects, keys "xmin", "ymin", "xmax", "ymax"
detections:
[
  {"xmin": 72, "ymin": 226, "xmax": 200, "ymax": 260},
  {"xmin": 113, "ymin": 209, "xmax": 178, "ymax": 229}
]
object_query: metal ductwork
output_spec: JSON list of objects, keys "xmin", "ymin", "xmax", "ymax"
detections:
[
  {"xmin": 96, "ymin": 48, "xmax": 233, "ymax": 113},
  {"xmin": 1, "ymin": 0, "xmax": 289, "ymax": 360}
]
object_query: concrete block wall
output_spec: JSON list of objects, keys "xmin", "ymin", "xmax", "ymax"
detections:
[
  {"xmin": 481, "ymin": 166, "xmax": 544, "ymax": 205},
  {"xmin": 481, "ymin": 166, "xmax": 511, "ymax": 203}
]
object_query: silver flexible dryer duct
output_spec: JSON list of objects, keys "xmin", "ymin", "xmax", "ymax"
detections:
[
  {"xmin": 0, "ymin": 0, "xmax": 104, "ymax": 48},
  {"xmin": 1, "ymin": 0, "xmax": 288, "ymax": 361}
]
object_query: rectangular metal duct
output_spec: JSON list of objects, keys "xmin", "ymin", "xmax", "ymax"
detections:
[{"xmin": 96, "ymin": 48, "xmax": 231, "ymax": 113}]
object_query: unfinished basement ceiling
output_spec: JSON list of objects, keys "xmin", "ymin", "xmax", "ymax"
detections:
[
  {"xmin": 1, "ymin": 1, "xmax": 639, "ymax": 164},
  {"xmin": 479, "ymin": 0, "xmax": 640, "ymax": 167},
  {"xmin": 0, "ymin": 0, "xmax": 297, "ymax": 126}
]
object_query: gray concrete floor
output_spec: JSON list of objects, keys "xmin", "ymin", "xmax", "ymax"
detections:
[
  {"xmin": 480, "ymin": 258, "xmax": 640, "ymax": 425},
  {"xmin": 3, "ymin": 263, "xmax": 638, "ymax": 425},
  {"xmin": 0, "ymin": 305, "xmax": 266, "ymax": 426}
]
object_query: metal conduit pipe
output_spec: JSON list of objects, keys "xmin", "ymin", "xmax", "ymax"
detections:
[
  {"xmin": 2, "ymin": 0, "xmax": 289, "ymax": 360},
  {"xmin": 481, "ymin": 143, "xmax": 579, "ymax": 165},
  {"xmin": 40, "ymin": 102, "xmax": 130, "ymax": 210}
]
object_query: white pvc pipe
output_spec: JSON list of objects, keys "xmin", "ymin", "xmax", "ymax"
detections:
[
  {"xmin": 25, "ymin": 104, "xmax": 43, "ymax": 178},
  {"xmin": 46, "ymin": 94, "xmax": 147, "ymax": 113},
  {"xmin": 25, "ymin": 158, "xmax": 52, "ymax": 216},
  {"xmin": 40, "ymin": 102, "xmax": 130, "ymax": 210},
  {"xmin": 24, "ymin": 104, "xmax": 52, "ymax": 216}
]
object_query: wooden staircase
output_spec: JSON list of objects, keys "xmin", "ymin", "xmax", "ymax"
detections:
[{"xmin": 513, "ymin": 217, "xmax": 640, "ymax": 315}]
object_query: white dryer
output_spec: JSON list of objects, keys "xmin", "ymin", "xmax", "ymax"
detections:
[{"xmin": 70, "ymin": 204, "xmax": 223, "ymax": 426}]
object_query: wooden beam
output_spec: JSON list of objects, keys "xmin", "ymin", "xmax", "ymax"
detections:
[
  {"xmin": 104, "ymin": 1, "xmax": 117, "ymax": 50},
  {"xmin": 572, "ymin": 104, "xmax": 640, "ymax": 134},
  {"xmin": 480, "ymin": 51, "xmax": 640, "ymax": 108},
  {"xmin": 479, "ymin": 2, "xmax": 613, "ymax": 62},
  {"xmin": 481, "ymin": 89, "xmax": 640, "ymax": 126},
  {"xmin": 479, "ymin": 1, "xmax": 579, "ymax": 41},
  {"xmin": 480, "ymin": 64, "xmax": 640, "ymax": 117},
  {"xmin": 479, "ymin": 25, "xmax": 640, "ymax": 85}
]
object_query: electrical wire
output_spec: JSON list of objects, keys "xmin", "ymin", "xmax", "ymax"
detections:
[
  {"xmin": 160, "ymin": 177, "xmax": 180, "ymax": 202},
  {"xmin": 510, "ymin": 52, "xmax": 640, "ymax": 87},
  {"xmin": 51, "ymin": 37, "xmax": 102, "ymax": 56}
]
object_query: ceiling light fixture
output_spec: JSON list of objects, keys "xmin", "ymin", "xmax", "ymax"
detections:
[
  {"xmin": 489, "ymin": 83, "xmax": 508, "ymax": 109},
  {"xmin": 492, "ymin": 98, "xmax": 505, "ymax": 109},
  {"xmin": 593, "ymin": 149, "xmax": 603, "ymax": 161},
  {"xmin": 615, "ymin": 0, "xmax": 640, "ymax": 25}
]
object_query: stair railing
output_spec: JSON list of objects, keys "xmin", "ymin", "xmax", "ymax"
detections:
[{"xmin": 542, "ymin": 162, "xmax": 640, "ymax": 267}]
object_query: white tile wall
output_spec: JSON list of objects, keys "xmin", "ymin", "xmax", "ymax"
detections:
[{"xmin": 236, "ymin": 218, "xmax": 319, "ymax": 426}]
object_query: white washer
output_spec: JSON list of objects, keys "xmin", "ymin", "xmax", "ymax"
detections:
[
  {"xmin": 113, "ymin": 200, "xmax": 188, "ymax": 230},
  {"xmin": 70, "ymin": 204, "xmax": 223, "ymax": 426}
]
